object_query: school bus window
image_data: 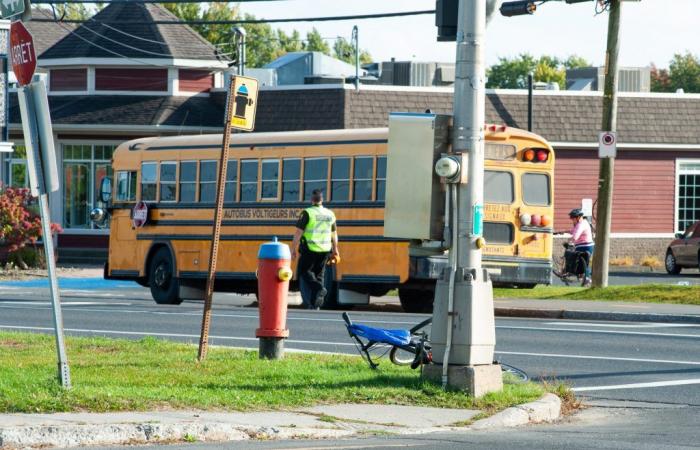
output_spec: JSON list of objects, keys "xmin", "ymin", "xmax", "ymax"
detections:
[
  {"xmin": 224, "ymin": 160, "xmax": 238, "ymax": 202},
  {"xmin": 303, "ymin": 158, "xmax": 328, "ymax": 201},
  {"xmin": 199, "ymin": 160, "xmax": 217, "ymax": 203},
  {"xmin": 282, "ymin": 158, "xmax": 301, "ymax": 202},
  {"xmin": 141, "ymin": 162, "xmax": 157, "ymax": 201},
  {"xmin": 240, "ymin": 159, "xmax": 259, "ymax": 202},
  {"xmin": 522, "ymin": 173, "xmax": 551, "ymax": 206},
  {"xmin": 353, "ymin": 156, "xmax": 374, "ymax": 201},
  {"xmin": 261, "ymin": 159, "xmax": 280, "ymax": 200},
  {"xmin": 116, "ymin": 171, "xmax": 136, "ymax": 202},
  {"xmin": 376, "ymin": 156, "xmax": 387, "ymax": 202},
  {"xmin": 179, "ymin": 161, "xmax": 197, "ymax": 203},
  {"xmin": 159, "ymin": 162, "xmax": 177, "ymax": 202},
  {"xmin": 484, "ymin": 222, "xmax": 514, "ymax": 244},
  {"xmin": 331, "ymin": 157, "xmax": 350, "ymax": 202},
  {"xmin": 484, "ymin": 170, "xmax": 513, "ymax": 204}
]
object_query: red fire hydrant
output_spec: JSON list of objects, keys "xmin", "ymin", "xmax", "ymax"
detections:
[{"xmin": 256, "ymin": 237, "xmax": 293, "ymax": 359}]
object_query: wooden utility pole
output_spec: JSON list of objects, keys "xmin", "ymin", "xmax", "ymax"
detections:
[{"xmin": 592, "ymin": 0, "xmax": 622, "ymax": 288}]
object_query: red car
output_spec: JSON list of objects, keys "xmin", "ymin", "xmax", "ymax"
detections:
[{"xmin": 665, "ymin": 220, "xmax": 700, "ymax": 274}]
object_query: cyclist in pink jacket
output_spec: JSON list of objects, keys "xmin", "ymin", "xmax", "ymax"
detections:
[{"xmin": 569, "ymin": 208, "xmax": 594, "ymax": 283}]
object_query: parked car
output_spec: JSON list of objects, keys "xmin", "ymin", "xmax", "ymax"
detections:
[{"xmin": 665, "ymin": 220, "xmax": 700, "ymax": 274}]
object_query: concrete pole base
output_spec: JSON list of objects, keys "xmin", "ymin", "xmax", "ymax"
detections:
[
  {"xmin": 422, "ymin": 363, "xmax": 503, "ymax": 397},
  {"xmin": 258, "ymin": 337, "xmax": 285, "ymax": 360}
]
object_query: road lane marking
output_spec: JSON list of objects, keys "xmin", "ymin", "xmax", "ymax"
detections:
[
  {"xmin": 573, "ymin": 379, "xmax": 700, "ymax": 392},
  {"xmin": 0, "ymin": 325, "xmax": 357, "ymax": 347},
  {"xmin": 498, "ymin": 325, "xmax": 700, "ymax": 339},
  {"xmin": 497, "ymin": 351, "xmax": 700, "ymax": 366},
  {"xmin": 543, "ymin": 322, "xmax": 700, "ymax": 329}
]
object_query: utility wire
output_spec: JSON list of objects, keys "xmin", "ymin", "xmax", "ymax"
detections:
[
  {"xmin": 32, "ymin": 0, "xmax": 285, "ymax": 3},
  {"xmin": 31, "ymin": 9, "xmax": 435, "ymax": 24}
]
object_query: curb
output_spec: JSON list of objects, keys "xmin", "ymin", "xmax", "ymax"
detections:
[
  {"xmin": 0, "ymin": 394, "xmax": 562, "ymax": 448},
  {"xmin": 470, "ymin": 393, "xmax": 561, "ymax": 430},
  {"xmin": 495, "ymin": 307, "xmax": 700, "ymax": 324}
]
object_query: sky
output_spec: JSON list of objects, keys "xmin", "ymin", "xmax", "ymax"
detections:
[{"xmin": 239, "ymin": 0, "xmax": 700, "ymax": 68}]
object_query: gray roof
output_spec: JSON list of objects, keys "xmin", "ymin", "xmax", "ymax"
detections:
[
  {"xmin": 26, "ymin": 8, "xmax": 77, "ymax": 55},
  {"xmin": 10, "ymin": 94, "xmax": 225, "ymax": 129},
  {"xmin": 255, "ymin": 87, "xmax": 700, "ymax": 146},
  {"xmin": 40, "ymin": 2, "xmax": 227, "ymax": 62}
]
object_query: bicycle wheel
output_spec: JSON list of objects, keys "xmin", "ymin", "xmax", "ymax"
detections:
[
  {"xmin": 501, "ymin": 363, "xmax": 529, "ymax": 383},
  {"xmin": 552, "ymin": 256, "xmax": 572, "ymax": 285},
  {"xmin": 389, "ymin": 346, "xmax": 416, "ymax": 366},
  {"xmin": 577, "ymin": 254, "xmax": 590, "ymax": 287}
]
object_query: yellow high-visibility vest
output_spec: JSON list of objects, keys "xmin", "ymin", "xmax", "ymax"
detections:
[{"xmin": 302, "ymin": 205, "xmax": 336, "ymax": 252}]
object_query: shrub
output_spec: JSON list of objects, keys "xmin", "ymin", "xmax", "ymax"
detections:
[
  {"xmin": 610, "ymin": 256, "xmax": 635, "ymax": 266},
  {"xmin": 0, "ymin": 184, "xmax": 62, "ymax": 268},
  {"xmin": 640, "ymin": 255, "xmax": 662, "ymax": 269}
]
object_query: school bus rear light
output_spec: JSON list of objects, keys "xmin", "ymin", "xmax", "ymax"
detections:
[{"xmin": 522, "ymin": 148, "xmax": 549, "ymax": 162}]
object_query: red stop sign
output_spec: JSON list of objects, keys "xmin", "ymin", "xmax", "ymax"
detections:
[{"xmin": 10, "ymin": 22, "xmax": 36, "ymax": 87}]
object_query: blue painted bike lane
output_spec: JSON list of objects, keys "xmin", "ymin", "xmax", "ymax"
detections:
[{"xmin": 0, "ymin": 278, "xmax": 139, "ymax": 290}]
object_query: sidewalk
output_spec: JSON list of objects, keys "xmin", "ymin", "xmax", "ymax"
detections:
[{"xmin": 0, "ymin": 395, "xmax": 561, "ymax": 448}]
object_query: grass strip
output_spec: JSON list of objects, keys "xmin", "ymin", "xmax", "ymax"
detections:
[
  {"xmin": 0, "ymin": 332, "xmax": 543, "ymax": 414},
  {"xmin": 494, "ymin": 284, "xmax": 700, "ymax": 304}
]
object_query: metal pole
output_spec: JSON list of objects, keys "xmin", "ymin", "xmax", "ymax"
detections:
[
  {"xmin": 527, "ymin": 72, "xmax": 533, "ymax": 132},
  {"xmin": 197, "ymin": 77, "xmax": 236, "ymax": 361},
  {"xmin": 352, "ymin": 25, "xmax": 359, "ymax": 91},
  {"xmin": 427, "ymin": 0, "xmax": 501, "ymax": 395},
  {"xmin": 592, "ymin": 0, "xmax": 621, "ymax": 288}
]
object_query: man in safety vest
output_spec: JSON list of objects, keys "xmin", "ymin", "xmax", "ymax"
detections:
[{"xmin": 291, "ymin": 189, "xmax": 339, "ymax": 309}]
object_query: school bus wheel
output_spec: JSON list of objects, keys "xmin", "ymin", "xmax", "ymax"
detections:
[{"xmin": 148, "ymin": 246, "xmax": 183, "ymax": 305}]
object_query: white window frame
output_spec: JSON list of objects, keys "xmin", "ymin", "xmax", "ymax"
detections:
[{"xmin": 675, "ymin": 158, "xmax": 700, "ymax": 233}]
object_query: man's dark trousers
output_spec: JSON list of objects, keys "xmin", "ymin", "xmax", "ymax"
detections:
[{"xmin": 298, "ymin": 247, "xmax": 330, "ymax": 309}]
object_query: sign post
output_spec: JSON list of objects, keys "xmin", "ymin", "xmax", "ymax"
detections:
[
  {"xmin": 197, "ymin": 75, "xmax": 258, "ymax": 361},
  {"xmin": 14, "ymin": 23, "xmax": 71, "ymax": 389}
]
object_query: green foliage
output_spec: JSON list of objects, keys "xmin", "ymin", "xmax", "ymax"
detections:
[
  {"xmin": 651, "ymin": 53, "xmax": 700, "ymax": 93},
  {"xmin": 486, "ymin": 54, "xmax": 591, "ymax": 90},
  {"xmin": 333, "ymin": 37, "xmax": 372, "ymax": 66},
  {"xmin": 494, "ymin": 284, "xmax": 700, "ymax": 304},
  {"xmin": 305, "ymin": 28, "xmax": 331, "ymax": 54}
]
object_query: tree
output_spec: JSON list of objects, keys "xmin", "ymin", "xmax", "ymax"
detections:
[
  {"xmin": 486, "ymin": 54, "xmax": 591, "ymax": 89},
  {"xmin": 0, "ymin": 185, "xmax": 62, "ymax": 268},
  {"xmin": 304, "ymin": 28, "xmax": 330, "ymax": 55},
  {"xmin": 332, "ymin": 37, "xmax": 372, "ymax": 65},
  {"xmin": 650, "ymin": 63, "xmax": 672, "ymax": 92},
  {"xmin": 668, "ymin": 52, "xmax": 700, "ymax": 93}
]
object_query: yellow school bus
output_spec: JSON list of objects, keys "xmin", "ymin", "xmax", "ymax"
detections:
[{"xmin": 96, "ymin": 125, "xmax": 554, "ymax": 312}]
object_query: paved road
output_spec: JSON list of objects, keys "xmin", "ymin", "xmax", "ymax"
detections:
[{"xmin": 1, "ymin": 283, "xmax": 699, "ymax": 406}]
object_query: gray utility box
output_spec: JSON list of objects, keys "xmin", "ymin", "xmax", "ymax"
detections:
[{"xmin": 384, "ymin": 113, "xmax": 450, "ymax": 240}]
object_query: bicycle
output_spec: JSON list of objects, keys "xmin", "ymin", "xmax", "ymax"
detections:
[
  {"xmin": 552, "ymin": 240, "xmax": 591, "ymax": 287},
  {"xmin": 342, "ymin": 313, "xmax": 528, "ymax": 382}
]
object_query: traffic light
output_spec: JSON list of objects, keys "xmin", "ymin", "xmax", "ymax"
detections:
[
  {"xmin": 500, "ymin": 1, "xmax": 536, "ymax": 17},
  {"xmin": 435, "ymin": 0, "xmax": 458, "ymax": 42}
]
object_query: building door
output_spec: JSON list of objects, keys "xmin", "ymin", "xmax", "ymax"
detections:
[{"xmin": 63, "ymin": 163, "xmax": 90, "ymax": 228}]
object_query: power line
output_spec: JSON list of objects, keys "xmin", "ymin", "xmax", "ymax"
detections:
[
  {"xmin": 32, "ymin": 0, "xmax": 286, "ymax": 3},
  {"xmin": 31, "ymin": 9, "xmax": 435, "ymax": 25}
]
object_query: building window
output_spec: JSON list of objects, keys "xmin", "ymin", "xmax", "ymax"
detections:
[
  {"xmin": 353, "ymin": 156, "xmax": 373, "ymax": 201},
  {"xmin": 331, "ymin": 157, "xmax": 350, "ymax": 202},
  {"xmin": 240, "ymin": 159, "xmax": 258, "ymax": 202},
  {"xmin": 95, "ymin": 68, "xmax": 168, "ymax": 91},
  {"xmin": 199, "ymin": 160, "xmax": 217, "ymax": 203},
  {"xmin": 179, "ymin": 161, "xmax": 197, "ymax": 203},
  {"xmin": 677, "ymin": 160, "xmax": 700, "ymax": 232},
  {"xmin": 376, "ymin": 156, "xmax": 387, "ymax": 202},
  {"xmin": 4, "ymin": 144, "xmax": 28, "ymax": 187},
  {"xmin": 303, "ymin": 158, "xmax": 328, "ymax": 201},
  {"xmin": 50, "ymin": 68, "xmax": 87, "ymax": 92},
  {"xmin": 225, "ymin": 160, "xmax": 238, "ymax": 202},
  {"xmin": 140, "ymin": 162, "xmax": 157, "ymax": 202},
  {"xmin": 159, "ymin": 162, "xmax": 177, "ymax": 202},
  {"xmin": 63, "ymin": 144, "xmax": 115, "ymax": 229},
  {"xmin": 484, "ymin": 170, "xmax": 514, "ymax": 204},
  {"xmin": 282, "ymin": 159, "xmax": 301, "ymax": 202}
]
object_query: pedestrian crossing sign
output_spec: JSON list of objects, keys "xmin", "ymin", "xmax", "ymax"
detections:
[{"xmin": 230, "ymin": 75, "xmax": 259, "ymax": 132}]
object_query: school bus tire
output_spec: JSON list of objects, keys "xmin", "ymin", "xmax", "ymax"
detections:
[
  {"xmin": 148, "ymin": 246, "xmax": 183, "ymax": 305},
  {"xmin": 398, "ymin": 287, "xmax": 434, "ymax": 314}
]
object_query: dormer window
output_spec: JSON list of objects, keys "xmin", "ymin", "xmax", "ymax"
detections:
[
  {"xmin": 96, "ymin": 68, "xmax": 168, "ymax": 92},
  {"xmin": 50, "ymin": 68, "xmax": 87, "ymax": 91}
]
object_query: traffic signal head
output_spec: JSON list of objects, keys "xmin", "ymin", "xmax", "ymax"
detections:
[{"xmin": 500, "ymin": 1, "xmax": 536, "ymax": 17}]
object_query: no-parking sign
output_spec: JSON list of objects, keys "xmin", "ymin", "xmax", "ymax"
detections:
[{"xmin": 598, "ymin": 131, "xmax": 617, "ymax": 158}]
